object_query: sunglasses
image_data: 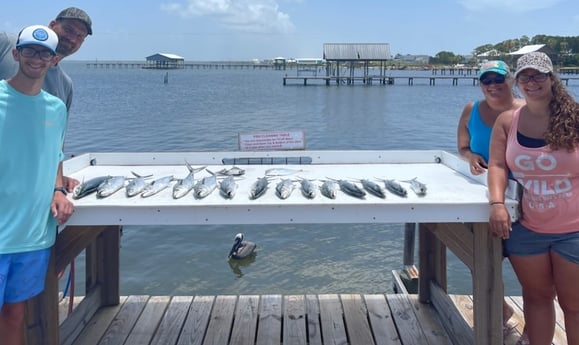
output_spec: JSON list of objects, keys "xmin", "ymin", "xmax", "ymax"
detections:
[
  {"xmin": 517, "ymin": 73, "xmax": 549, "ymax": 84},
  {"xmin": 480, "ymin": 74, "xmax": 506, "ymax": 85}
]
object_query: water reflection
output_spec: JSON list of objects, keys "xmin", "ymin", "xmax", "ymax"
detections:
[{"xmin": 228, "ymin": 252, "xmax": 257, "ymax": 278}]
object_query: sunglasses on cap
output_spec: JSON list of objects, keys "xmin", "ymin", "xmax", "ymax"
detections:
[{"xmin": 480, "ymin": 74, "xmax": 506, "ymax": 85}]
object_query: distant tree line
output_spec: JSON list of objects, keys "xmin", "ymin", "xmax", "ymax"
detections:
[{"xmin": 430, "ymin": 35, "xmax": 579, "ymax": 66}]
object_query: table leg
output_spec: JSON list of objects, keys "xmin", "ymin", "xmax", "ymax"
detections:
[{"xmin": 472, "ymin": 222, "xmax": 503, "ymax": 345}]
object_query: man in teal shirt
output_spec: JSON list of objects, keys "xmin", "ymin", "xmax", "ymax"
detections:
[
  {"xmin": 0, "ymin": 24, "xmax": 75, "ymax": 345},
  {"xmin": 0, "ymin": 7, "xmax": 93, "ymax": 193}
]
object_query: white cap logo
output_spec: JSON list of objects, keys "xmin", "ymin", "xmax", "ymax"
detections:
[{"xmin": 32, "ymin": 28, "xmax": 49, "ymax": 42}]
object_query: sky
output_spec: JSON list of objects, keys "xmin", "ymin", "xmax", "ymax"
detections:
[{"xmin": 2, "ymin": 0, "xmax": 578, "ymax": 61}]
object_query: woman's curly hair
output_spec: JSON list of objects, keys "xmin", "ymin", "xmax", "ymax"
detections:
[{"xmin": 545, "ymin": 73, "xmax": 579, "ymax": 151}]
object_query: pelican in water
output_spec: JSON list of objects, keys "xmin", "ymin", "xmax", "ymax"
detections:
[{"xmin": 228, "ymin": 233, "xmax": 256, "ymax": 260}]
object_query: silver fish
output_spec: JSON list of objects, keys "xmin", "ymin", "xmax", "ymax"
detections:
[
  {"xmin": 194, "ymin": 170, "xmax": 217, "ymax": 199},
  {"xmin": 275, "ymin": 179, "xmax": 295, "ymax": 199},
  {"xmin": 217, "ymin": 166, "xmax": 245, "ymax": 176},
  {"xmin": 300, "ymin": 179, "xmax": 317, "ymax": 199},
  {"xmin": 404, "ymin": 177, "xmax": 427, "ymax": 196},
  {"xmin": 381, "ymin": 178, "xmax": 407, "ymax": 197},
  {"xmin": 141, "ymin": 175, "xmax": 174, "ymax": 198},
  {"xmin": 249, "ymin": 177, "xmax": 269, "ymax": 200},
  {"xmin": 126, "ymin": 172, "xmax": 150, "ymax": 197},
  {"xmin": 219, "ymin": 176, "xmax": 238, "ymax": 199},
  {"xmin": 73, "ymin": 176, "xmax": 110, "ymax": 200},
  {"xmin": 96, "ymin": 176, "xmax": 127, "ymax": 198},
  {"xmin": 320, "ymin": 180, "xmax": 339, "ymax": 199},
  {"xmin": 360, "ymin": 179, "xmax": 386, "ymax": 199},
  {"xmin": 337, "ymin": 180, "xmax": 366, "ymax": 199},
  {"xmin": 265, "ymin": 167, "xmax": 304, "ymax": 176},
  {"xmin": 173, "ymin": 163, "xmax": 206, "ymax": 199}
]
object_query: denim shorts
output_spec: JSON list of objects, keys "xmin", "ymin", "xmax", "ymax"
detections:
[
  {"xmin": 504, "ymin": 222, "xmax": 579, "ymax": 264},
  {"xmin": 0, "ymin": 248, "xmax": 51, "ymax": 310}
]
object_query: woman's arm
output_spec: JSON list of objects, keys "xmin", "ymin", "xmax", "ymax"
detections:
[{"xmin": 487, "ymin": 110, "xmax": 513, "ymax": 238}]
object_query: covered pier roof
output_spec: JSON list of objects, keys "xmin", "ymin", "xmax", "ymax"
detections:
[{"xmin": 323, "ymin": 43, "xmax": 391, "ymax": 61}]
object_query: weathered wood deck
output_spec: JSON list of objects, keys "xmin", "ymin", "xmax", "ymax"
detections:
[
  {"xmin": 59, "ymin": 293, "xmax": 452, "ymax": 345},
  {"xmin": 57, "ymin": 293, "xmax": 567, "ymax": 345}
]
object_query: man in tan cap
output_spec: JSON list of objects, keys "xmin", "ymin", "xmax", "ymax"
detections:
[{"xmin": 0, "ymin": 7, "xmax": 93, "ymax": 192}]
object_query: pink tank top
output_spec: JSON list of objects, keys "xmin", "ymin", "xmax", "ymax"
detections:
[{"xmin": 506, "ymin": 107, "xmax": 579, "ymax": 233}]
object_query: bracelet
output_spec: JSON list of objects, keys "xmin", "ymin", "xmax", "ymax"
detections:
[
  {"xmin": 489, "ymin": 201, "xmax": 504, "ymax": 206},
  {"xmin": 54, "ymin": 186, "xmax": 68, "ymax": 196}
]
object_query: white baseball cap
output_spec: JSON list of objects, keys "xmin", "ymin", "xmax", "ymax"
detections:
[{"xmin": 16, "ymin": 25, "xmax": 58, "ymax": 55}]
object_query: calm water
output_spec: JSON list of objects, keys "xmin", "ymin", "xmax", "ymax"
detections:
[{"xmin": 61, "ymin": 62, "xmax": 579, "ymax": 296}]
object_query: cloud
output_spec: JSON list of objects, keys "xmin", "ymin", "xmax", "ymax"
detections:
[
  {"xmin": 458, "ymin": 0, "xmax": 563, "ymax": 12},
  {"xmin": 161, "ymin": 0, "xmax": 295, "ymax": 34}
]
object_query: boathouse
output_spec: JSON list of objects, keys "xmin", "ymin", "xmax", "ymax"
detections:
[
  {"xmin": 323, "ymin": 43, "xmax": 392, "ymax": 84},
  {"xmin": 144, "ymin": 53, "xmax": 185, "ymax": 69}
]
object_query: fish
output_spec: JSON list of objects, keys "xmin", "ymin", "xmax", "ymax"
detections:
[
  {"xmin": 275, "ymin": 178, "xmax": 295, "ymax": 199},
  {"xmin": 125, "ymin": 172, "xmax": 151, "ymax": 197},
  {"xmin": 249, "ymin": 177, "xmax": 269, "ymax": 200},
  {"xmin": 403, "ymin": 177, "xmax": 427, "ymax": 196},
  {"xmin": 172, "ymin": 163, "xmax": 206, "ymax": 199},
  {"xmin": 73, "ymin": 176, "xmax": 111, "ymax": 199},
  {"xmin": 96, "ymin": 176, "xmax": 127, "ymax": 198},
  {"xmin": 299, "ymin": 179, "xmax": 317, "ymax": 199},
  {"xmin": 194, "ymin": 169, "xmax": 218, "ymax": 199},
  {"xmin": 141, "ymin": 175, "xmax": 174, "ymax": 198},
  {"xmin": 379, "ymin": 178, "xmax": 408, "ymax": 197},
  {"xmin": 320, "ymin": 180, "xmax": 339, "ymax": 199},
  {"xmin": 217, "ymin": 166, "xmax": 245, "ymax": 176},
  {"xmin": 337, "ymin": 179, "xmax": 366, "ymax": 199},
  {"xmin": 219, "ymin": 175, "xmax": 238, "ymax": 199},
  {"xmin": 265, "ymin": 167, "xmax": 304, "ymax": 176},
  {"xmin": 360, "ymin": 179, "xmax": 386, "ymax": 199}
]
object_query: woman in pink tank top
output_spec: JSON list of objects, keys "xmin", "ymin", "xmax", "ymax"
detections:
[{"xmin": 488, "ymin": 52, "xmax": 579, "ymax": 345}]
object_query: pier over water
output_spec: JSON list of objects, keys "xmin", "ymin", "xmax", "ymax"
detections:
[{"xmin": 82, "ymin": 61, "xmax": 579, "ymax": 86}]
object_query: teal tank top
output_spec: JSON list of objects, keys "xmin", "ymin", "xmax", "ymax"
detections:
[{"xmin": 467, "ymin": 100, "xmax": 492, "ymax": 162}]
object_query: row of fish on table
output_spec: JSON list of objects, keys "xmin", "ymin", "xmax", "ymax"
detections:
[{"xmin": 72, "ymin": 163, "xmax": 428, "ymax": 201}]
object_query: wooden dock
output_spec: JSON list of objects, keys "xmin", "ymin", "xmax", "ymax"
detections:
[
  {"xmin": 283, "ymin": 75, "xmax": 579, "ymax": 86},
  {"xmin": 57, "ymin": 293, "xmax": 567, "ymax": 345}
]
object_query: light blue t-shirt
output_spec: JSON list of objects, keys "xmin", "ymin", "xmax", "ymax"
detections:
[
  {"xmin": 467, "ymin": 100, "xmax": 492, "ymax": 162},
  {"xmin": 0, "ymin": 80, "xmax": 67, "ymax": 254}
]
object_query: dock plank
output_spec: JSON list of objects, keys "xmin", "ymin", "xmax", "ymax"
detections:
[
  {"xmin": 406, "ymin": 294, "xmax": 453, "ymax": 345},
  {"xmin": 177, "ymin": 295, "xmax": 215, "ymax": 345},
  {"xmin": 203, "ymin": 295, "xmax": 237, "ymax": 345},
  {"xmin": 364, "ymin": 294, "xmax": 401, "ymax": 345},
  {"xmin": 388, "ymin": 294, "xmax": 426, "ymax": 345},
  {"xmin": 341, "ymin": 294, "xmax": 375, "ymax": 345},
  {"xmin": 230, "ymin": 295, "xmax": 259, "ymax": 345},
  {"xmin": 150, "ymin": 296, "xmax": 193, "ymax": 345},
  {"xmin": 284, "ymin": 295, "xmax": 307, "ymax": 345},
  {"xmin": 67, "ymin": 296, "xmax": 127, "ymax": 345},
  {"xmin": 97, "ymin": 295, "xmax": 148, "ymax": 345},
  {"xmin": 124, "ymin": 295, "xmax": 170, "ymax": 345},
  {"xmin": 305, "ymin": 294, "xmax": 323, "ymax": 345},
  {"xmin": 318, "ymin": 294, "xmax": 348, "ymax": 345},
  {"xmin": 255, "ymin": 295, "xmax": 282, "ymax": 345}
]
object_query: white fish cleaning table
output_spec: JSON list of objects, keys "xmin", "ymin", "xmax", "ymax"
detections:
[{"xmin": 26, "ymin": 150, "xmax": 519, "ymax": 345}]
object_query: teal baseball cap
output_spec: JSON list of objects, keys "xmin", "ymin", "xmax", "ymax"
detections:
[{"xmin": 478, "ymin": 60, "xmax": 510, "ymax": 79}]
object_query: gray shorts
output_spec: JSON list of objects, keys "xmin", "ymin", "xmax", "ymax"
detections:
[{"xmin": 504, "ymin": 222, "xmax": 579, "ymax": 264}]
